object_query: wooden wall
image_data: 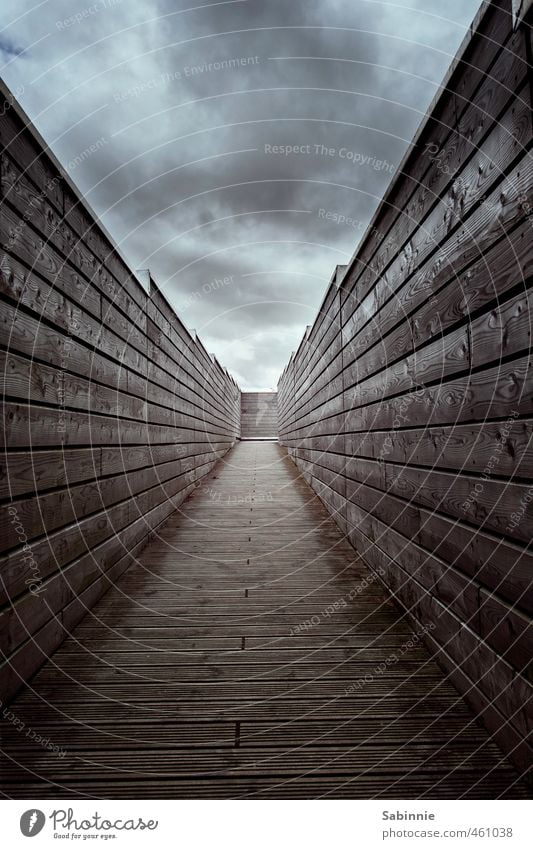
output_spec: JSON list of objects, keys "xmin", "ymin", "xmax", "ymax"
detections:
[
  {"xmin": 278, "ymin": 0, "xmax": 533, "ymax": 774},
  {"xmin": 0, "ymin": 83, "xmax": 240, "ymax": 703},
  {"xmin": 240, "ymin": 392, "xmax": 278, "ymax": 439}
]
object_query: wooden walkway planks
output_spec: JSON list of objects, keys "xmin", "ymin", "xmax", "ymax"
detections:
[{"xmin": 0, "ymin": 442, "xmax": 527, "ymax": 799}]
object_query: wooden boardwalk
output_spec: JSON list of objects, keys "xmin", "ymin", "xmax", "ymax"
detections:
[{"xmin": 0, "ymin": 443, "xmax": 526, "ymax": 798}]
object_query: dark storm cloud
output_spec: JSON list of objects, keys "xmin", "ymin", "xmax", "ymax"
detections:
[{"xmin": 1, "ymin": 0, "xmax": 480, "ymax": 388}]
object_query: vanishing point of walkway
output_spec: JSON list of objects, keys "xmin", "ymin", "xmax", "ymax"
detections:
[{"xmin": 0, "ymin": 443, "xmax": 525, "ymax": 798}]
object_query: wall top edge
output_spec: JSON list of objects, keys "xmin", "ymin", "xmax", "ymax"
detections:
[{"xmin": 0, "ymin": 78, "xmax": 239, "ymax": 388}]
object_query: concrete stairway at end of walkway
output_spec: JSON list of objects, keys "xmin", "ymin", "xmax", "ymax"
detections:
[
  {"xmin": 0, "ymin": 443, "xmax": 527, "ymax": 799},
  {"xmin": 240, "ymin": 392, "xmax": 278, "ymax": 439}
]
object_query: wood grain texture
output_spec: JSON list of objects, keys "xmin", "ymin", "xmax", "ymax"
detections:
[
  {"xmin": 0, "ymin": 442, "xmax": 526, "ymax": 799},
  {"xmin": 0, "ymin": 92, "xmax": 240, "ymax": 700},
  {"xmin": 1, "ymin": 0, "xmax": 532, "ymax": 800},
  {"xmin": 278, "ymin": 0, "xmax": 533, "ymax": 782}
]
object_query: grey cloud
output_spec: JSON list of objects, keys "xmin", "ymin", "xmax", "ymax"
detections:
[
  {"xmin": 0, "ymin": 35, "xmax": 24, "ymax": 58},
  {"xmin": 1, "ymin": 0, "xmax": 480, "ymax": 388}
]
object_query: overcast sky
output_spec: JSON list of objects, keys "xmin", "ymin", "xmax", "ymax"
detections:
[{"xmin": 1, "ymin": 0, "xmax": 480, "ymax": 389}]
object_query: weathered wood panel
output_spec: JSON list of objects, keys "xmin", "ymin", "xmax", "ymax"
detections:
[
  {"xmin": 0, "ymin": 81, "xmax": 240, "ymax": 701},
  {"xmin": 278, "ymin": 0, "xmax": 533, "ymax": 779}
]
